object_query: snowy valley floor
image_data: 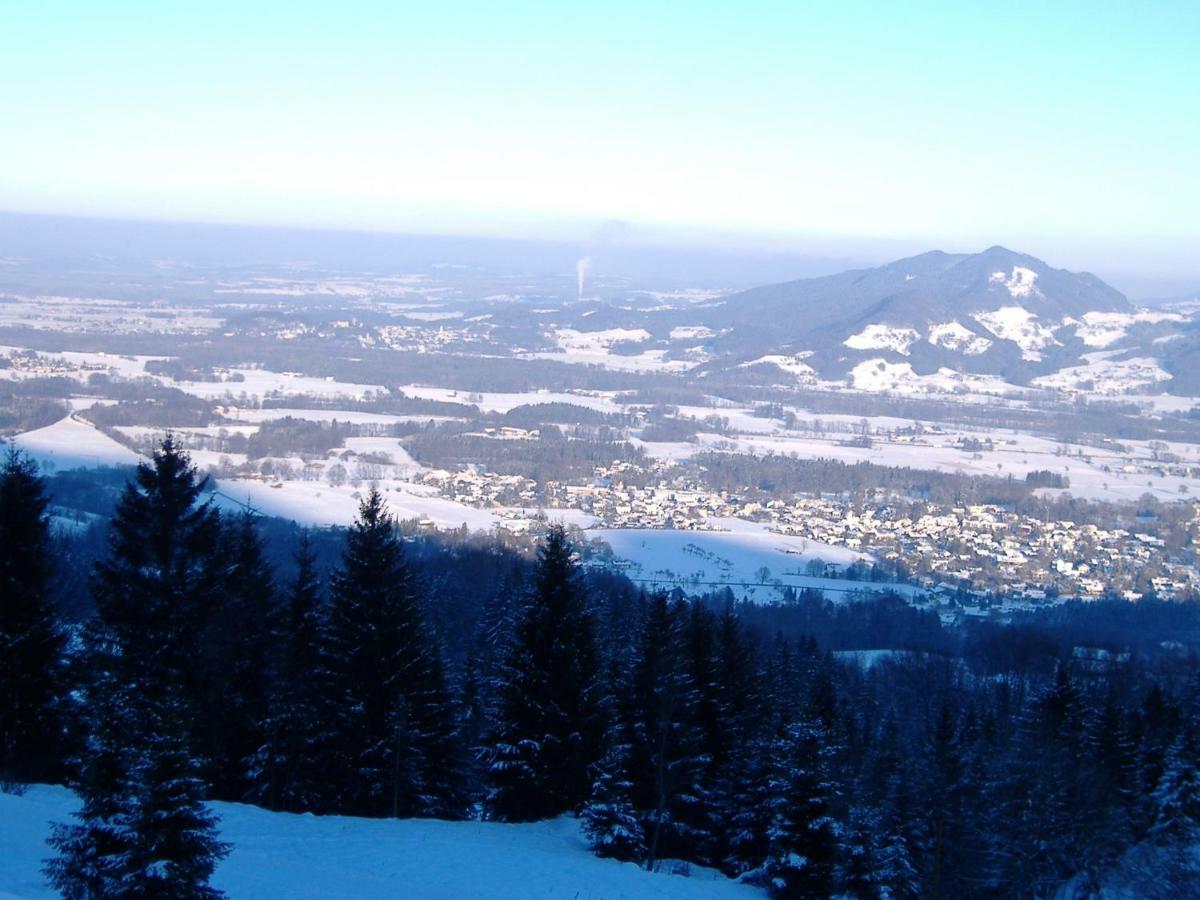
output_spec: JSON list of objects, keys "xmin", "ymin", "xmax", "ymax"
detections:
[{"xmin": 0, "ymin": 785, "xmax": 761, "ymax": 899}]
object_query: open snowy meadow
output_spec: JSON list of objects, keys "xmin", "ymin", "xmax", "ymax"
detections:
[{"xmin": 0, "ymin": 786, "xmax": 760, "ymax": 900}]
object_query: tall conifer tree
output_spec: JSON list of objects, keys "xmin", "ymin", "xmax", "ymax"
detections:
[
  {"xmin": 486, "ymin": 525, "xmax": 605, "ymax": 821},
  {"xmin": 323, "ymin": 489, "xmax": 463, "ymax": 818},
  {"xmin": 625, "ymin": 594, "xmax": 707, "ymax": 870},
  {"xmin": 0, "ymin": 449, "xmax": 65, "ymax": 783},
  {"xmin": 250, "ymin": 532, "xmax": 330, "ymax": 812},
  {"xmin": 47, "ymin": 438, "xmax": 229, "ymax": 898},
  {"xmin": 206, "ymin": 509, "xmax": 276, "ymax": 797}
]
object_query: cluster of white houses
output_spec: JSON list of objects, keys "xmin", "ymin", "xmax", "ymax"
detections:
[{"xmin": 419, "ymin": 458, "xmax": 1200, "ymax": 604}]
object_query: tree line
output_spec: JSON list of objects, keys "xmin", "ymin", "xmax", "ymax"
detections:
[{"xmin": 2, "ymin": 441, "xmax": 1199, "ymax": 897}]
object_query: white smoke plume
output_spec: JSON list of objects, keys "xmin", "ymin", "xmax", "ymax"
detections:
[{"xmin": 576, "ymin": 257, "xmax": 592, "ymax": 299}]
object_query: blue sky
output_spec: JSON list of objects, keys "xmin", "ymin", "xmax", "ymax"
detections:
[{"xmin": 1, "ymin": 1, "xmax": 1197, "ymax": 282}]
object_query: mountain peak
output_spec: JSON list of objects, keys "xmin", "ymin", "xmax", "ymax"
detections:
[
  {"xmin": 706, "ymin": 245, "xmax": 1132, "ymax": 368},
  {"xmin": 971, "ymin": 245, "xmax": 1042, "ymax": 267}
]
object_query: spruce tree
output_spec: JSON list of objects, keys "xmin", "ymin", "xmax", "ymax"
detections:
[
  {"xmin": 486, "ymin": 525, "xmax": 605, "ymax": 821},
  {"xmin": 47, "ymin": 679, "xmax": 230, "ymax": 899},
  {"xmin": 677, "ymin": 603, "xmax": 723, "ymax": 864},
  {"xmin": 625, "ymin": 594, "xmax": 707, "ymax": 870},
  {"xmin": 726, "ymin": 634, "xmax": 795, "ymax": 877},
  {"xmin": 45, "ymin": 674, "xmax": 140, "ymax": 899},
  {"xmin": 47, "ymin": 439, "xmax": 229, "ymax": 898},
  {"xmin": 250, "ymin": 533, "xmax": 330, "ymax": 812},
  {"xmin": 1076, "ymin": 688, "xmax": 1139, "ymax": 873},
  {"xmin": 583, "ymin": 737, "xmax": 645, "ymax": 861},
  {"xmin": 120, "ymin": 684, "xmax": 230, "ymax": 898},
  {"xmin": 705, "ymin": 606, "xmax": 762, "ymax": 872},
  {"xmin": 323, "ymin": 489, "xmax": 463, "ymax": 818},
  {"xmin": 90, "ymin": 436, "xmax": 223, "ymax": 709},
  {"xmin": 583, "ymin": 598, "xmax": 644, "ymax": 863},
  {"xmin": 1150, "ymin": 731, "xmax": 1200, "ymax": 845},
  {"xmin": 763, "ymin": 717, "xmax": 840, "ymax": 899},
  {"xmin": 910, "ymin": 700, "xmax": 967, "ymax": 898},
  {"xmin": 205, "ymin": 509, "xmax": 276, "ymax": 798},
  {"xmin": 871, "ymin": 772, "xmax": 921, "ymax": 900},
  {"xmin": 461, "ymin": 563, "xmax": 523, "ymax": 783},
  {"xmin": 0, "ymin": 449, "xmax": 65, "ymax": 783},
  {"xmin": 988, "ymin": 665, "xmax": 1084, "ymax": 893}
]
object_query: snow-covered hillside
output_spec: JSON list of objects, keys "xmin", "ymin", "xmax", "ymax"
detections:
[
  {"xmin": 972, "ymin": 306, "xmax": 1060, "ymax": 361},
  {"xmin": 10, "ymin": 415, "xmax": 144, "ymax": 470},
  {"xmin": 0, "ymin": 785, "xmax": 760, "ymax": 900},
  {"xmin": 694, "ymin": 246, "xmax": 1200, "ymax": 394}
]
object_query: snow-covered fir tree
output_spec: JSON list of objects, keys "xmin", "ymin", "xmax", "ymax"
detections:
[
  {"xmin": 582, "ymin": 735, "xmax": 645, "ymax": 861},
  {"xmin": 249, "ymin": 532, "xmax": 331, "ymax": 813},
  {"xmin": 0, "ymin": 449, "xmax": 65, "ymax": 784},
  {"xmin": 1150, "ymin": 731, "xmax": 1200, "ymax": 845},
  {"xmin": 486, "ymin": 525, "xmax": 605, "ymax": 821},
  {"xmin": 763, "ymin": 716, "xmax": 840, "ymax": 899},
  {"xmin": 624, "ymin": 593, "xmax": 708, "ymax": 870},
  {"xmin": 46, "ymin": 439, "xmax": 229, "ymax": 898},
  {"xmin": 322, "ymin": 488, "xmax": 464, "ymax": 818},
  {"xmin": 205, "ymin": 509, "xmax": 277, "ymax": 799}
]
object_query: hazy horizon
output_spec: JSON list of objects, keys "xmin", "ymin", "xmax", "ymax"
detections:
[
  {"xmin": 0, "ymin": 208, "xmax": 1195, "ymax": 301},
  {"xmin": 2, "ymin": 2, "xmax": 1198, "ymax": 296}
]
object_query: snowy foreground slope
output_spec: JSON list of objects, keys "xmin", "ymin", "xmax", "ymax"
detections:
[{"xmin": 0, "ymin": 786, "xmax": 762, "ymax": 900}]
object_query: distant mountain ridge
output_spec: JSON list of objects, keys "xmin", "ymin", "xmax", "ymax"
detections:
[
  {"xmin": 655, "ymin": 246, "xmax": 1197, "ymax": 392},
  {"xmin": 705, "ymin": 246, "xmax": 1127, "ymax": 349},
  {"xmin": 540, "ymin": 245, "xmax": 1200, "ymax": 398}
]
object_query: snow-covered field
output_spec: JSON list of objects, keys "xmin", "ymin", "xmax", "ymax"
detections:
[
  {"xmin": 0, "ymin": 346, "xmax": 166, "ymax": 381},
  {"xmin": 0, "ymin": 785, "xmax": 758, "ymax": 899},
  {"xmin": 8, "ymin": 416, "xmax": 143, "ymax": 471},
  {"xmin": 927, "ymin": 321, "xmax": 992, "ymax": 354},
  {"xmin": 588, "ymin": 520, "xmax": 916, "ymax": 601},
  {"xmin": 0, "ymin": 296, "xmax": 220, "ymax": 334},
  {"xmin": 738, "ymin": 354, "xmax": 817, "ymax": 379},
  {"xmin": 213, "ymin": 478, "xmax": 498, "ymax": 532},
  {"xmin": 171, "ymin": 369, "xmax": 384, "ymax": 402},
  {"xmin": 973, "ymin": 306, "xmax": 1059, "ymax": 360},
  {"xmin": 843, "ymin": 324, "xmax": 919, "ymax": 355},
  {"xmin": 832, "ymin": 649, "xmax": 920, "ymax": 669},
  {"xmin": 497, "ymin": 506, "xmax": 601, "ymax": 530},
  {"xmin": 396, "ymin": 385, "xmax": 623, "ymax": 415},
  {"xmin": 522, "ymin": 328, "xmax": 698, "ymax": 373},
  {"xmin": 634, "ymin": 422, "xmax": 1200, "ymax": 504},
  {"xmin": 847, "ymin": 359, "xmax": 1024, "ymax": 396},
  {"xmin": 222, "ymin": 407, "xmax": 464, "ymax": 426},
  {"xmin": 1069, "ymin": 309, "xmax": 1185, "ymax": 348},
  {"xmin": 1032, "ymin": 355, "xmax": 1172, "ymax": 395}
]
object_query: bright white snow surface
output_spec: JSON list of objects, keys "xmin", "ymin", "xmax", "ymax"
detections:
[
  {"xmin": 520, "ymin": 328, "xmax": 696, "ymax": 373},
  {"xmin": 738, "ymin": 354, "xmax": 816, "ymax": 379},
  {"xmin": 0, "ymin": 784, "xmax": 760, "ymax": 900},
  {"xmin": 849, "ymin": 359, "xmax": 921, "ymax": 392},
  {"xmin": 8, "ymin": 416, "xmax": 143, "ymax": 471},
  {"xmin": 847, "ymin": 360, "xmax": 1021, "ymax": 397},
  {"xmin": 396, "ymin": 385, "xmax": 623, "ymax": 415},
  {"xmin": 213, "ymin": 479, "xmax": 498, "ymax": 532},
  {"xmin": 170, "ymin": 369, "xmax": 384, "ymax": 402},
  {"xmin": 989, "ymin": 266, "xmax": 1043, "ymax": 299},
  {"xmin": 0, "ymin": 346, "xmax": 166, "ymax": 381},
  {"xmin": 926, "ymin": 321, "xmax": 992, "ymax": 355},
  {"xmin": 1032, "ymin": 355, "xmax": 1172, "ymax": 395},
  {"xmin": 634, "ymin": 427, "xmax": 1200, "ymax": 504},
  {"xmin": 1068, "ymin": 310, "xmax": 1186, "ymax": 349},
  {"xmin": 589, "ymin": 519, "xmax": 917, "ymax": 601},
  {"xmin": 973, "ymin": 306, "xmax": 1058, "ymax": 360},
  {"xmin": 843, "ymin": 324, "xmax": 920, "ymax": 355}
]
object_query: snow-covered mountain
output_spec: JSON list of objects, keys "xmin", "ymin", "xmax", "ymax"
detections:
[{"xmin": 649, "ymin": 246, "xmax": 1200, "ymax": 397}]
